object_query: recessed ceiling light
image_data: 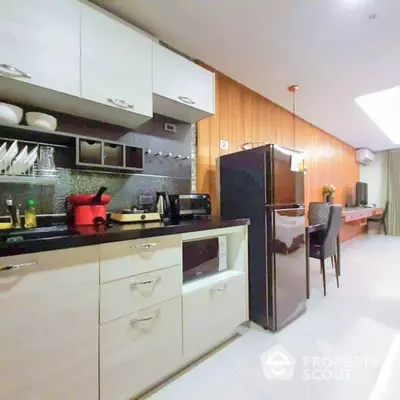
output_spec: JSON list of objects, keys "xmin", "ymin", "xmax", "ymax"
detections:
[{"xmin": 355, "ymin": 86, "xmax": 400, "ymax": 144}]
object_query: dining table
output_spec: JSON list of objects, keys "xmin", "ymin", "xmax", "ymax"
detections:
[{"xmin": 305, "ymin": 223, "xmax": 341, "ymax": 299}]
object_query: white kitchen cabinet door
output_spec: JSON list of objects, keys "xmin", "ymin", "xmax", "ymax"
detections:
[
  {"xmin": 182, "ymin": 271, "xmax": 247, "ymax": 361},
  {"xmin": 81, "ymin": 1, "xmax": 153, "ymax": 126},
  {"xmin": 153, "ymin": 43, "xmax": 215, "ymax": 122},
  {"xmin": 100, "ymin": 297, "xmax": 182, "ymax": 400},
  {"xmin": 0, "ymin": 247, "xmax": 99, "ymax": 400},
  {"xmin": 0, "ymin": 0, "xmax": 80, "ymax": 96}
]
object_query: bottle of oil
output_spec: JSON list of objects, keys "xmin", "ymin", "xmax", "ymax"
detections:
[{"xmin": 24, "ymin": 200, "xmax": 37, "ymax": 228}]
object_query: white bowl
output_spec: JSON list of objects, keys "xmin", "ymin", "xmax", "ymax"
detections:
[
  {"xmin": 0, "ymin": 103, "xmax": 23, "ymax": 125},
  {"xmin": 26, "ymin": 112, "xmax": 57, "ymax": 131}
]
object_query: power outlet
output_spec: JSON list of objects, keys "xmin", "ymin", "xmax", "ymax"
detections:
[{"xmin": 164, "ymin": 123, "xmax": 177, "ymax": 133}]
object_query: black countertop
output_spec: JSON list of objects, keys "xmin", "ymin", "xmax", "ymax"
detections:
[{"xmin": 0, "ymin": 217, "xmax": 249, "ymax": 257}]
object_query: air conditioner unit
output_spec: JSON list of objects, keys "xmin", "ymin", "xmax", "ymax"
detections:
[{"xmin": 356, "ymin": 148, "xmax": 375, "ymax": 165}]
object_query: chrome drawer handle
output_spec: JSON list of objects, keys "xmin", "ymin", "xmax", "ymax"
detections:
[
  {"xmin": 0, "ymin": 261, "xmax": 38, "ymax": 272},
  {"xmin": 0, "ymin": 64, "xmax": 31, "ymax": 79},
  {"xmin": 107, "ymin": 98, "xmax": 134, "ymax": 109},
  {"xmin": 131, "ymin": 276, "xmax": 161, "ymax": 288},
  {"xmin": 178, "ymin": 96, "xmax": 195, "ymax": 105},
  {"xmin": 130, "ymin": 309, "xmax": 161, "ymax": 326},
  {"xmin": 131, "ymin": 242, "xmax": 158, "ymax": 249},
  {"xmin": 211, "ymin": 284, "xmax": 227, "ymax": 292}
]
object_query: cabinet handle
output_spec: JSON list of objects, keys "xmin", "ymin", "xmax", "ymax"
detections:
[
  {"xmin": 0, "ymin": 64, "xmax": 31, "ymax": 79},
  {"xmin": 130, "ymin": 309, "xmax": 161, "ymax": 326},
  {"xmin": 210, "ymin": 283, "xmax": 227, "ymax": 292},
  {"xmin": 210, "ymin": 284, "xmax": 227, "ymax": 292},
  {"xmin": 0, "ymin": 261, "xmax": 38, "ymax": 272},
  {"xmin": 107, "ymin": 98, "xmax": 134, "ymax": 109},
  {"xmin": 132, "ymin": 242, "xmax": 158, "ymax": 249},
  {"xmin": 178, "ymin": 96, "xmax": 195, "ymax": 105},
  {"xmin": 131, "ymin": 276, "xmax": 161, "ymax": 287}
]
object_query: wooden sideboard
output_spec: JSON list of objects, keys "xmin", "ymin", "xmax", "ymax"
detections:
[{"xmin": 340, "ymin": 207, "xmax": 383, "ymax": 242}]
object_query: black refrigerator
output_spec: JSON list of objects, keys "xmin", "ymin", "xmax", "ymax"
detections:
[{"xmin": 220, "ymin": 144, "xmax": 307, "ymax": 331}]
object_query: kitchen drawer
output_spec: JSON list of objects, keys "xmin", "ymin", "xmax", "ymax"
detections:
[
  {"xmin": 345, "ymin": 213, "xmax": 357, "ymax": 222},
  {"xmin": 99, "ymin": 234, "xmax": 182, "ymax": 283},
  {"xmin": 100, "ymin": 264, "xmax": 182, "ymax": 324},
  {"xmin": 100, "ymin": 297, "xmax": 182, "ymax": 400},
  {"xmin": 182, "ymin": 271, "xmax": 247, "ymax": 361}
]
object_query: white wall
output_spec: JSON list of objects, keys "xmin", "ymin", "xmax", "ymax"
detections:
[{"xmin": 359, "ymin": 151, "xmax": 387, "ymax": 207}]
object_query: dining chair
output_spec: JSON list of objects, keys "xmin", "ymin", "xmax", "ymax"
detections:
[
  {"xmin": 308, "ymin": 202, "xmax": 336, "ymax": 269},
  {"xmin": 309, "ymin": 205, "xmax": 342, "ymax": 296},
  {"xmin": 367, "ymin": 201, "xmax": 389, "ymax": 235},
  {"xmin": 308, "ymin": 202, "xmax": 330, "ymax": 225}
]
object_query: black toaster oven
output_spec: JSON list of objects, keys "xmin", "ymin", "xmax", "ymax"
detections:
[{"xmin": 168, "ymin": 194, "xmax": 211, "ymax": 220}]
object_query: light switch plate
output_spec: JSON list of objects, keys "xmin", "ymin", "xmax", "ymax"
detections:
[{"xmin": 220, "ymin": 140, "xmax": 229, "ymax": 150}]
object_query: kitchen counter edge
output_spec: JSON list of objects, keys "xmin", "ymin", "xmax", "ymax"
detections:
[{"xmin": 0, "ymin": 218, "xmax": 250, "ymax": 258}]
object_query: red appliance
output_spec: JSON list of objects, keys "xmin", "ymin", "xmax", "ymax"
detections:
[{"xmin": 66, "ymin": 187, "xmax": 111, "ymax": 226}]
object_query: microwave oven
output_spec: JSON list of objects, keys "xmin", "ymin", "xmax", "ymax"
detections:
[{"xmin": 182, "ymin": 236, "xmax": 227, "ymax": 282}]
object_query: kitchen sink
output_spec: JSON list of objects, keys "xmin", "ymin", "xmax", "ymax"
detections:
[{"xmin": 0, "ymin": 226, "xmax": 78, "ymax": 243}]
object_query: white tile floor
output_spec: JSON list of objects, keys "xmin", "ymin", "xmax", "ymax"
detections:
[{"xmin": 145, "ymin": 234, "xmax": 400, "ymax": 400}]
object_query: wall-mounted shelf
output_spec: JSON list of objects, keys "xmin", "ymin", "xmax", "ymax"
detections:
[
  {"xmin": 0, "ymin": 123, "xmax": 76, "ymax": 147},
  {"xmin": 76, "ymin": 138, "xmax": 143, "ymax": 172},
  {"xmin": 0, "ymin": 175, "xmax": 57, "ymax": 185},
  {"xmin": 0, "ymin": 123, "xmax": 144, "ymax": 173}
]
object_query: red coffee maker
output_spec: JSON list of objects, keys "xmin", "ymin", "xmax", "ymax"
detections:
[{"xmin": 65, "ymin": 186, "xmax": 111, "ymax": 226}]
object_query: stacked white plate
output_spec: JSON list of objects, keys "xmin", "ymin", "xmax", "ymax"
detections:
[
  {"xmin": 0, "ymin": 141, "xmax": 18, "ymax": 173},
  {"xmin": 22, "ymin": 146, "xmax": 38, "ymax": 174},
  {"xmin": 0, "ymin": 141, "xmax": 39, "ymax": 175}
]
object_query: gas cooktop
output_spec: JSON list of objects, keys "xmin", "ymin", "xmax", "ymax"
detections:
[{"xmin": 110, "ymin": 209, "xmax": 161, "ymax": 223}]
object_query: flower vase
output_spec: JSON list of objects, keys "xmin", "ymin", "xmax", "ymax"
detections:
[{"xmin": 325, "ymin": 194, "xmax": 334, "ymax": 204}]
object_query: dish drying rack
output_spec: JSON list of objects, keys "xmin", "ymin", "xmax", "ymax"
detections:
[{"xmin": 0, "ymin": 139, "xmax": 57, "ymax": 185}]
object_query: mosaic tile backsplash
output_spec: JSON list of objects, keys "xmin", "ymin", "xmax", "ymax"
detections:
[{"xmin": 0, "ymin": 169, "xmax": 191, "ymax": 214}]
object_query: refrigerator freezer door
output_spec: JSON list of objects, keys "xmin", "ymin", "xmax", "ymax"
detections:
[
  {"xmin": 271, "ymin": 145, "xmax": 305, "ymax": 206},
  {"xmin": 268, "ymin": 206, "xmax": 307, "ymax": 331}
]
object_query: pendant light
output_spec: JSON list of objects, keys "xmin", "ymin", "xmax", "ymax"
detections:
[
  {"xmin": 288, "ymin": 84, "xmax": 307, "ymax": 174},
  {"xmin": 288, "ymin": 84, "xmax": 299, "ymax": 150}
]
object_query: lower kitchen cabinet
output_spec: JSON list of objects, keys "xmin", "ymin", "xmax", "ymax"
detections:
[
  {"xmin": 0, "ymin": 225, "xmax": 249, "ymax": 399},
  {"xmin": 182, "ymin": 271, "xmax": 247, "ymax": 361},
  {"xmin": 0, "ymin": 247, "xmax": 99, "ymax": 400},
  {"xmin": 99, "ymin": 296, "xmax": 182, "ymax": 400}
]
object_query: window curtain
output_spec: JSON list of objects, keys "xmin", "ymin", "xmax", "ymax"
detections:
[{"xmin": 384, "ymin": 149, "xmax": 400, "ymax": 236}]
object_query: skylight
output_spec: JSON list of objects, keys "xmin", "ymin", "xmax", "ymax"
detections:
[{"xmin": 355, "ymin": 86, "xmax": 400, "ymax": 144}]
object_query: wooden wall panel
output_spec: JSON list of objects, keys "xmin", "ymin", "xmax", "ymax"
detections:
[{"xmin": 197, "ymin": 70, "xmax": 359, "ymax": 216}]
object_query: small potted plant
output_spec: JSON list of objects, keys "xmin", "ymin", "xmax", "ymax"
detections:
[{"xmin": 323, "ymin": 184, "xmax": 336, "ymax": 204}]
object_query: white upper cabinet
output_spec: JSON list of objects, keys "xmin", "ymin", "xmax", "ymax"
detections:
[
  {"xmin": 0, "ymin": 0, "xmax": 80, "ymax": 97},
  {"xmin": 153, "ymin": 43, "xmax": 215, "ymax": 123},
  {"xmin": 81, "ymin": 1, "xmax": 153, "ymax": 126}
]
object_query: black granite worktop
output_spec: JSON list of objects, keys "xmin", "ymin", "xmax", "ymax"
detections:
[{"xmin": 0, "ymin": 218, "xmax": 249, "ymax": 257}]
